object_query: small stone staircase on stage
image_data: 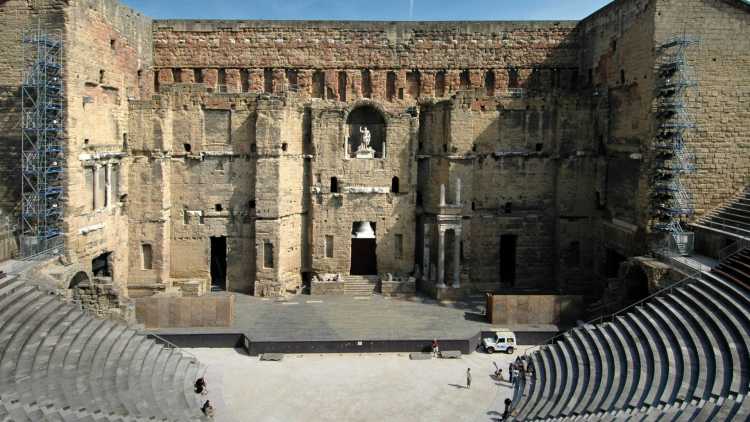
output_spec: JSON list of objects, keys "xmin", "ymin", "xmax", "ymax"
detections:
[{"xmin": 343, "ymin": 275, "xmax": 380, "ymax": 296}]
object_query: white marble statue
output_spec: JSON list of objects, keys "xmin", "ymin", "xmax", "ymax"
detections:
[{"xmin": 358, "ymin": 126, "xmax": 372, "ymax": 151}]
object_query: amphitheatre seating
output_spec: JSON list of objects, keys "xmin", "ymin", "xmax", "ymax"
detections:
[
  {"xmin": 694, "ymin": 188, "xmax": 750, "ymax": 239},
  {"xmin": 0, "ymin": 275, "xmax": 207, "ymax": 421},
  {"xmin": 510, "ymin": 249, "xmax": 750, "ymax": 421}
]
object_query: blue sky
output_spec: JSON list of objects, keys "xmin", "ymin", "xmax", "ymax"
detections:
[{"xmin": 120, "ymin": 0, "xmax": 614, "ymax": 21}]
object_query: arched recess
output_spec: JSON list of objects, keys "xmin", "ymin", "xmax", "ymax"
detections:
[
  {"xmin": 346, "ymin": 104, "xmax": 387, "ymax": 159},
  {"xmin": 68, "ymin": 271, "xmax": 90, "ymax": 289}
]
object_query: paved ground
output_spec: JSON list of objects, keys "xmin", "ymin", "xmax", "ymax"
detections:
[
  {"xmin": 188, "ymin": 347, "xmax": 529, "ymax": 422},
  {"xmin": 172, "ymin": 294, "xmax": 558, "ymax": 342}
]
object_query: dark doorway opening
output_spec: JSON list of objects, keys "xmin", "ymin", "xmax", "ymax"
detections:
[
  {"xmin": 605, "ymin": 248, "xmax": 626, "ymax": 278},
  {"xmin": 350, "ymin": 222, "xmax": 377, "ymax": 275},
  {"xmin": 92, "ymin": 252, "xmax": 112, "ymax": 277},
  {"xmin": 500, "ymin": 235, "xmax": 517, "ymax": 286},
  {"xmin": 625, "ymin": 266, "xmax": 650, "ymax": 303},
  {"xmin": 211, "ymin": 236, "xmax": 227, "ymax": 291}
]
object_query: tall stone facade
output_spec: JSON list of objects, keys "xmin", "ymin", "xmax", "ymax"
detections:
[{"xmin": 0, "ymin": 0, "xmax": 747, "ymax": 299}]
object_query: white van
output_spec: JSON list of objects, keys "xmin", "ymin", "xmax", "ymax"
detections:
[{"xmin": 482, "ymin": 330, "xmax": 517, "ymax": 354}]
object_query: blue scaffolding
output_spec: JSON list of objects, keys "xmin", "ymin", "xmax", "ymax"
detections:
[
  {"xmin": 652, "ymin": 34, "xmax": 699, "ymax": 256},
  {"xmin": 20, "ymin": 28, "xmax": 65, "ymax": 258}
]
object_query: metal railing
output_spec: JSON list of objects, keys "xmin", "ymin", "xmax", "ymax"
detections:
[{"xmin": 523, "ymin": 260, "xmax": 702, "ymax": 357}]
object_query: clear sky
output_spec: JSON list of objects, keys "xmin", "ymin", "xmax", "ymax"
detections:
[{"xmin": 120, "ymin": 0, "xmax": 614, "ymax": 21}]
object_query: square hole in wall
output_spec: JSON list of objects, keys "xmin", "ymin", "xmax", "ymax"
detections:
[
  {"xmin": 282, "ymin": 143, "xmax": 288, "ymax": 151},
  {"xmin": 535, "ymin": 143, "xmax": 543, "ymax": 152},
  {"xmin": 215, "ymin": 204, "xmax": 223, "ymax": 212}
]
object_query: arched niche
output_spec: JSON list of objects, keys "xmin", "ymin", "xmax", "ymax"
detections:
[
  {"xmin": 346, "ymin": 105, "xmax": 386, "ymax": 159},
  {"xmin": 68, "ymin": 271, "xmax": 90, "ymax": 289}
]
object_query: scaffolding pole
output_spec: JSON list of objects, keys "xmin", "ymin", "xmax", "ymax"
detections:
[
  {"xmin": 651, "ymin": 34, "xmax": 700, "ymax": 256},
  {"xmin": 20, "ymin": 27, "xmax": 65, "ymax": 258}
]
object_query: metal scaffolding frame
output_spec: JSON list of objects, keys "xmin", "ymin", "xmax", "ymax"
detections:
[
  {"xmin": 651, "ymin": 34, "xmax": 700, "ymax": 256},
  {"xmin": 20, "ymin": 28, "xmax": 65, "ymax": 258}
]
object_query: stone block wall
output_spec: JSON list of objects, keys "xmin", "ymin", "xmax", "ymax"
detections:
[
  {"xmin": 134, "ymin": 294, "xmax": 234, "ymax": 328},
  {"xmin": 486, "ymin": 294, "xmax": 585, "ymax": 325}
]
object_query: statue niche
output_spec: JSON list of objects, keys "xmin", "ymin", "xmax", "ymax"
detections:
[{"xmin": 347, "ymin": 105, "xmax": 385, "ymax": 159}]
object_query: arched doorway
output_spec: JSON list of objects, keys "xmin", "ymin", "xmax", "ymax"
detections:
[
  {"xmin": 624, "ymin": 266, "xmax": 650, "ymax": 304},
  {"xmin": 68, "ymin": 271, "xmax": 89, "ymax": 289},
  {"xmin": 346, "ymin": 105, "xmax": 386, "ymax": 158}
]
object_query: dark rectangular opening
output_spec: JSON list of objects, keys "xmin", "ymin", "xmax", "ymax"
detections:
[
  {"xmin": 286, "ymin": 69, "xmax": 298, "ymax": 89},
  {"xmin": 605, "ymin": 248, "xmax": 626, "ymax": 278},
  {"xmin": 500, "ymin": 235, "xmax": 517, "ymax": 286},
  {"xmin": 435, "ymin": 71, "xmax": 446, "ymax": 97},
  {"xmin": 312, "ymin": 71, "xmax": 325, "ymax": 99},
  {"xmin": 386, "ymin": 71, "xmax": 397, "ymax": 101},
  {"xmin": 459, "ymin": 69, "xmax": 471, "ymax": 90},
  {"xmin": 351, "ymin": 222, "xmax": 377, "ymax": 275},
  {"xmin": 338, "ymin": 71, "xmax": 347, "ymax": 102},
  {"xmin": 211, "ymin": 236, "xmax": 227, "ymax": 291},
  {"xmin": 263, "ymin": 68, "xmax": 273, "ymax": 93},
  {"xmin": 92, "ymin": 252, "xmax": 113, "ymax": 277},
  {"xmin": 361, "ymin": 70, "xmax": 373, "ymax": 98}
]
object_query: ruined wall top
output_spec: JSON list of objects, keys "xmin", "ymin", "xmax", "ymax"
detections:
[{"xmin": 152, "ymin": 20, "xmax": 580, "ymax": 69}]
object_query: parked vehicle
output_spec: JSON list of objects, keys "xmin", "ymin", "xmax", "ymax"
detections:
[{"xmin": 483, "ymin": 330, "xmax": 517, "ymax": 354}]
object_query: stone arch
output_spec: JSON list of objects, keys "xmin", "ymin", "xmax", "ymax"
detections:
[
  {"xmin": 345, "ymin": 103, "xmax": 387, "ymax": 159},
  {"xmin": 68, "ymin": 271, "xmax": 90, "ymax": 289}
]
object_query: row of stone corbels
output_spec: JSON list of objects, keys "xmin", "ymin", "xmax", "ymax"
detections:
[{"xmin": 155, "ymin": 67, "xmax": 557, "ymax": 100}]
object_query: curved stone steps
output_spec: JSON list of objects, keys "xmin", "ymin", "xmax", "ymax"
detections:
[
  {"xmin": 0, "ymin": 284, "xmax": 207, "ymax": 422},
  {"xmin": 10, "ymin": 302, "xmax": 73, "ymax": 401},
  {"xmin": 657, "ymin": 295, "xmax": 714, "ymax": 401},
  {"xmin": 617, "ymin": 314, "xmax": 653, "ymax": 409},
  {"xmin": 688, "ymin": 280, "xmax": 750, "ymax": 395},
  {"xmin": 515, "ymin": 352, "xmax": 544, "ymax": 420},
  {"xmin": 646, "ymin": 300, "xmax": 696, "ymax": 402},
  {"xmin": 532, "ymin": 345, "xmax": 559, "ymax": 419},
  {"xmin": 587, "ymin": 326, "xmax": 615, "ymax": 412},
  {"xmin": 548, "ymin": 337, "xmax": 576, "ymax": 417},
  {"xmin": 88, "ymin": 323, "xmax": 129, "ymax": 412},
  {"xmin": 635, "ymin": 305, "xmax": 681, "ymax": 405},
  {"xmin": 599, "ymin": 323, "xmax": 627, "ymax": 412},
  {"xmin": 670, "ymin": 289, "xmax": 732, "ymax": 397},
  {"xmin": 628, "ymin": 310, "xmax": 668, "ymax": 407},
  {"xmin": 572, "ymin": 328, "xmax": 600, "ymax": 414},
  {"xmin": 562, "ymin": 329, "xmax": 590, "ymax": 416},
  {"xmin": 524, "ymin": 349, "xmax": 550, "ymax": 419},
  {"xmin": 680, "ymin": 287, "xmax": 743, "ymax": 396},
  {"xmin": 608, "ymin": 319, "xmax": 639, "ymax": 411}
]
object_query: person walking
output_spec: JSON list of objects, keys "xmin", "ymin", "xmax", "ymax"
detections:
[
  {"xmin": 503, "ymin": 398, "xmax": 512, "ymax": 419},
  {"xmin": 432, "ymin": 339, "xmax": 440, "ymax": 358},
  {"xmin": 466, "ymin": 368, "xmax": 472, "ymax": 389},
  {"xmin": 509, "ymin": 362, "xmax": 515, "ymax": 383}
]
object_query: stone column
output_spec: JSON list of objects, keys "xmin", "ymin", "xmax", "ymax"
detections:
[
  {"xmin": 455, "ymin": 178, "xmax": 461, "ymax": 206},
  {"xmin": 440, "ymin": 184, "xmax": 446, "ymax": 206},
  {"xmin": 437, "ymin": 228, "xmax": 446, "ymax": 288},
  {"xmin": 453, "ymin": 228, "xmax": 462, "ymax": 288}
]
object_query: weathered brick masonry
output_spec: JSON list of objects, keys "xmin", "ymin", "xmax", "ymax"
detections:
[{"xmin": 0, "ymin": 0, "xmax": 747, "ymax": 302}]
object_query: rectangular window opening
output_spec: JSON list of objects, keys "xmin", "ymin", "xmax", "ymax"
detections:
[
  {"xmin": 141, "ymin": 244, "xmax": 153, "ymax": 270},
  {"xmin": 325, "ymin": 235, "xmax": 334, "ymax": 258},
  {"xmin": 263, "ymin": 241, "xmax": 274, "ymax": 268}
]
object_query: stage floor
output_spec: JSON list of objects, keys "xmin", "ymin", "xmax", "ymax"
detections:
[{"xmin": 157, "ymin": 293, "xmax": 560, "ymax": 344}]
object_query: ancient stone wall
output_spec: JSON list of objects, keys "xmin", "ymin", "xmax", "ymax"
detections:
[
  {"xmin": 654, "ymin": 0, "xmax": 750, "ymax": 214},
  {"xmin": 150, "ymin": 20, "xmax": 581, "ymax": 105},
  {"xmin": 0, "ymin": 0, "xmax": 66, "ymax": 216},
  {"xmin": 577, "ymin": 0, "xmax": 658, "ymax": 280}
]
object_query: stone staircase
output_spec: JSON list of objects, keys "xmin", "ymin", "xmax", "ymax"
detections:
[
  {"xmin": 0, "ymin": 275, "xmax": 207, "ymax": 422},
  {"xmin": 510, "ymin": 250, "xmax": 750, "ymax": 421},
  {"xmin": 694, "ymin": 187, "xmax": 750, "ymax": 239},
  {"xmin": 343, "ymin": 275, "xmax": 379, "ymax": 296}
]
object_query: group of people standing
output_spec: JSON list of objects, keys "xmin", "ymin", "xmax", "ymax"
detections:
[{"xmin": 195, "ymin": 377, "xmax": 214, "ymax": 418}]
